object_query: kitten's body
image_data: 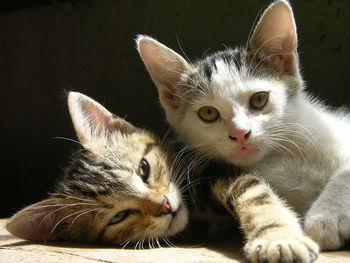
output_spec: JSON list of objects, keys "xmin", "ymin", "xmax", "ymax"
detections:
[{"xmin": 137, "ymin": 0, "xmax": 350, "ymax": 250}]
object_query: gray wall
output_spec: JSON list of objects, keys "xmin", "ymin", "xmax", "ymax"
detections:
[{"xmin": 1, "ymin": 0, "xmax": 350, "ymax": 217}]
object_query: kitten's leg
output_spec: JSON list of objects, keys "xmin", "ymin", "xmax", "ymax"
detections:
[
  {"xmin": 304, "ymin": 167, "xmax": 350, "ymax": 250},
  {"xmin": 213, "ymin": 174, "xmax": 319, "ymax": 263}
]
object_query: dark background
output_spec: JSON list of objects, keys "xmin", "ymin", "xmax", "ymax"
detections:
[{"xmin": 1, "ymin": 0, "xmax": 350, "ymax": 218}]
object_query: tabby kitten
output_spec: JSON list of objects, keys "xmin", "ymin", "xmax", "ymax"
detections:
[
  {"xmin": 137, "ymin": 0, "xmax": 350, "ymax": 250},
  {"xmin": 7, "ymin": 92, "xmax": 319, "ymax": 262},
  {"xmin": 7, "ymin": 92, "xmax": 188, "ymax": 245}
]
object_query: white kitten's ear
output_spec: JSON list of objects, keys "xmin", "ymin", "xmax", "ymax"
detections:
[
  {"xmin": 249, "ymin": 0, "xmax": 298, "ymax": 75},
  {"xmin": 68, "ymin": 92, "xmax": 135, "ymax": 143},
  {"xmin": 137, "ymin": 35, "xmax": 189, "ymax": 110},
  {"xmin": 6, "ymin": 199, "xmax": 64, "ymax": 241}
]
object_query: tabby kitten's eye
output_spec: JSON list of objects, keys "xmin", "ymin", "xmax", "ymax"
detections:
[
  {"xmin": 139, "ymin": 158, "xmax": 150, "ymax": 183},
  {"xmin": 249, "ymin": 91, "xmax": 269, "ymax": 110},
  {"xmin": 109, "ymin": 210, "xmax": 131, "ymax": 225},
  {"xmin": 198, "ymin": 106, "xmax": 220, "ymax": 122}
]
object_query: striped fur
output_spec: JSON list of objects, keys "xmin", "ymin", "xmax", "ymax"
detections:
[{"xmin": 211, "ymin": 174, "xmax": 317, "ymax": 262}]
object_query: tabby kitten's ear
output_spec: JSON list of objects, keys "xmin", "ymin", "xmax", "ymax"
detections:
[
  {"xmin": 249, "ymin": 0, "xmax": 298, "ymax": 75},
  {"xmin": 68, "ymin": 92, "xmax": 135, "ymax": 143},
  {"xmin": 7, "ymin": 198, "xmax": 67, "ymax": 241},
  {"xmin": 137, "ymin": 35, "xmax": 189, "ymax": 111}
]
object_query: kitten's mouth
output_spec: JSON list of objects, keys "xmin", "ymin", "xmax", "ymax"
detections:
[
  {"xmin": 229, "ymin": 146, "xmax": 262, "ymax": 167},
  {"xmin": 241, "ymin": 146, "xmax": 248, "ymax": 152},
  {"xmin": 233, "ymin": 146, "xmax": 258, "ymax": 156}
]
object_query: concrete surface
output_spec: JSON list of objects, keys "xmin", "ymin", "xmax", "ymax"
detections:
[{"xmin": 1, "ymin": 219, "xmax": 350, "ymax": 263}]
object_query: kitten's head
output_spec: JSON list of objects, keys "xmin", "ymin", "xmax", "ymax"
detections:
[
  {"xmin": 7, "ymin": 92, "xmax": 188, "ymax": 245},
  {"xmin": 138, "ymin": 0, "xmax": 302, "ymax": 167}
]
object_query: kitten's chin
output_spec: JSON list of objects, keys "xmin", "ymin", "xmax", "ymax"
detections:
[
  {"xmin": 165, "ymin": 205, "xmax": 188, "ymax": 236},
  {"xmin": 228, "ymin": 147, "xmax": 264, "ymax": 167}
]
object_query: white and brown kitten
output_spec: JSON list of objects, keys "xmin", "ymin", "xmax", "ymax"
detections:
[
  {"xmin": 137, "ymin": 0, "xmax": 348, "ymax": 251},
  {"xmin": 7, "ymin": 92, "xmax": 188, "ymax": 245},
  {"xmin": 7, "ymin": 92, "xmax": 318, "ymax": 262}
]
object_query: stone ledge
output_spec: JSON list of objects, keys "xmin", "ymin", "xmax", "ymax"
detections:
[{"xmin": 1, "ymin": 219, "xmax": 349, "ymax": 263}]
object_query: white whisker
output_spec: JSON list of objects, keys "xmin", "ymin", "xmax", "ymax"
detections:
[{"xmin": 50, "ymin": 208, "xmax": 98, "ymax": 234}]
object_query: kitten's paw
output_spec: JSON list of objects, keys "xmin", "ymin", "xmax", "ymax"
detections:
[
  {"xmin": 244, "ymin": 235, "xmax": 318, "ymax": 263},
  {"xmin": 304, "ymin": 211, "xmax": 350, "ymax": 250}
]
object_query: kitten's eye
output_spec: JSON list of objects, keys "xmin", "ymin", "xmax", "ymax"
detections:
[
  {"xmin": 249, "ymin": 91, "xmax": 269, "ymax": 110},
  {"xmin": 139, "ymin": 158, "xmax": 150, "ymax": 183},
  {"xmin": 109, "ymin": 210, "xmax": 131, "ymax": 225},
  {"xmin": 198, "ymin": 106, "xmax": 220, "ymax": 122}
]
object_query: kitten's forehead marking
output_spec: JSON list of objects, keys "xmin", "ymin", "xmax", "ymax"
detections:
[
  {"xmin": 200, "ymin": 49, "xmax": 244, "ymax": 84},
  {"xmin": 212, "ymin": 59, "xmax": 232, "ymax": 83}
]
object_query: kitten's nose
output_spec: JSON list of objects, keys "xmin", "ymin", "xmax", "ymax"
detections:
[
  {"xmin": 158, "ymin": 196, "xmax": 172, "ymax": 215},
  {"xmin": 228, "ymin": 129, "xmax": 251, "ymax": 144}
]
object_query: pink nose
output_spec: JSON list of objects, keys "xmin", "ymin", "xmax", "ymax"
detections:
[
  {"xmin": 229, "ymin": 129, "xmax": 251, "ymax": 144},
  {"xmin": 158, "ymin": 196, "xmax": 172, "ymax": 215}
]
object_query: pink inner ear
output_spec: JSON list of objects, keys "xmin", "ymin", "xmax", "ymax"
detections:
[
  {"xmin": 266, "ymin": 53, "xmax": 295, "ymax": 74},
  {"xmin": 139, "ymin": 38, "xmax": 187, "ymax": 111},
  {"xmin": 82, "ymin": 100, "xmax": 112, "ymax": 135},
  {"xmin": 108, "ymin": 117, "xmax": 134, "ymax": 133},
  {"xmin": 250, "ymin": 1, "xmax": 297, "ymax": 75},
  {"xmin": 161, "ymin": 88, "xmax": 179, "ymax": 109}
]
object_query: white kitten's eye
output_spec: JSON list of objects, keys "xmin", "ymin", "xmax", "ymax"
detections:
[
  {"xmin": 109, "ymin": 210, "xmax": 131, "ymax": 225},
  {"xmin": 139, "ymin": 158, "xmax": 150, "ymax": 183},
  {"xmin": 198, "ymin": 106, "xmax": 220, "ymax": 122},
  {"xmin": 249, "ymin": 91, "xmax": 269, "ymax": 110}
]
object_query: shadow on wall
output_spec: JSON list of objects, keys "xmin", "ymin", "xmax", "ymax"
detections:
[{"xmin": 1, "ymin": 0, "xmax": 350, "ymax": 217}]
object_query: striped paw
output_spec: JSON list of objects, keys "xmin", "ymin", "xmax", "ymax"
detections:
[{"xmin": 244, "ymin": 235, "xmax": 319, "ymax": 263}]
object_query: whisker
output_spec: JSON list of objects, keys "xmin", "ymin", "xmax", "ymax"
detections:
[
  {"xmin": 52, "ymin": 136, "xmax": 82, "ymax": 145},
  {"xmin": 67, "ymin": 208, "xmax": 101, "ymax": 231},
  {"xmin": 134, "ymin": 239, "xmax": 141, "ymax": 250},
  {"xmin": 156, "ymin": 237, "xmax": 162, "ymax": 248},
  {"xmin": 175, "ymin": 33, "xmax": 191, "ymax": 63},
  {"xmin": 50, "ymin": 208, "xmax": 97, "ymax": 234},
  {"xmin": 121, "ymin": 239, "xmax": 131, "ymax": 249},
  {"xmin": 162, "ymin": 237, "xmax": 176, "ymax": 248},
  {"xmin": 37, "ymin": 202, "xmax": 97, "ymax": 230},
  {"xmin": 30, "ymin": 202, "xmax": 98, "ymax": 211},
  {"xmin": 50, "ymin": 193, "xmax": 95, "ymax": 204},
  {"xmin": 147, "ymin": 238, "xmax": 152, "ymax": 249}
]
